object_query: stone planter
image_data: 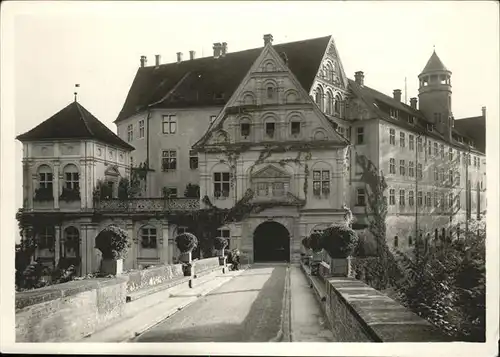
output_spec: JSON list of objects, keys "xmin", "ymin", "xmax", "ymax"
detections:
[
  {"xmin": 329, "ymin": 257, "xmax": 352, "ymax": 277},
  {"xmin": 100, "ymin": 258, "xmax": 123, "ymax": 276},
  {"xmin": 183, "ymin": 263, "xmax": 193, "ymax": 277},
  {"xmin": 218, "ymin": 256, "xmax": 227, "ymax": 266}
]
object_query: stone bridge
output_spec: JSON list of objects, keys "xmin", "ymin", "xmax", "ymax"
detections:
[{"xmin": 15, "ymin": 257, "xmax": 450, "ymax": 343}]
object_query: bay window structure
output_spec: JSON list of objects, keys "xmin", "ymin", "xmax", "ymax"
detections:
[
  {"xmin": 214, "ymin": 172, "xmax": 231, "ymax": 199},
  {"xmin": 140, "ymin": 226, "xmax": 157, "ymax": 249}
]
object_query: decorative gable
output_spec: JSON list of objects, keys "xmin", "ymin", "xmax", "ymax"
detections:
[
  {"xmin": 252, "ymin": 165, "xmax": 291, "ymax": 180},
  {"xmin": 104, "ymin": 165, "xmax": 120, "ymax": 177}
]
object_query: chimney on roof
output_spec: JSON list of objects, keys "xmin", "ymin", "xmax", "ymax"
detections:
[
  {"xmin": 263, "ymin": 34, "xmax": 273, "ymax": 46},
  {"xmin": 140, "ymin": 55, "xmax": 147, "ymax": 68},
  {"xmin": 393, "ymin": 89, "xmax": 402, "ymax": 102},
  {"xmin": 213, "ymin": 43, "xmax": 222, "ymax": 58},
  {"xmin": 354, "ymin": 71, "xmax": 364, "ymax": 86},
  {"xmin": 410, "ymin": 97, "xmax": 418, "ymax": 109},
  {"xmin": 482, "ymin": 106, "xmax": 486, "ymax": 117},
  {"xmin": 155, "ymin": 54, "xmax": 161, "ymax": 67},
  {"xmin": 176, "ymin": 52, "xmax": 183, "ymax": 63},
  {"xmin": 221, "ymin": 42, "xmax": 228, "ymax": 57},
  {"xmin": 189, "ymin": 50, "xmax": 196, "ymax": 60}
]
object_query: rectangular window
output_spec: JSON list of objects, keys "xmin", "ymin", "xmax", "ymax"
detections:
[
  {"xmin": 389, "ymin": 158, "xmax": 395, "ymax": 174},
  {"xmin": 408, "ymin": 161, "xmax": 414, "ymax": 177},
  {"xmin": 426, "ymin": 192, "xmax": 432, "ymax": 206},
  {"xmin": 449, "ymin": 193, "xmax": 454, "ymax": 208},
  {"xmin": 418, "ymin": 137, "xmax": 423, "ymax": 152},
  {"xmin": 399, "ymin": 190, "xmax": 405, "ymax": 206},
  {"xmin": 434, "ymin": 167, "xmax": 439, "ymax": 181},
  {"xmin": 65, "ymin": 172, "xmax": 79, "ymax": 190},
  {"xmin": 409, "ymin": 135, "xmax": 414, "ymax": 150},
  {"xmin": 138, "ymin": 120, "xmax": 145, "ymax": 138},
  {"xmin": 457, "ymin": 194, "xmax": 461, "ymax": 209},
  {"xmin": 440, "ymin": 144, "xmax": 444, "ymax": 158},
  {"xmin": 400, "ymin": 132, "xmax": 405, "ymax": 147},
  {"xmin": 39, "ymin": 227, "xmax": 55, "ymax": 250},
  {"xmin": 127, "ymin": 124, "xmax": 133, "ymax": 142},
  {"xmin": 241, "ymin": 122, "xmax": 251, "ymax": 137},
  {"xmin": 313, "ymin": 170, "xmax": 331, "ymax": 197},
  {"xmin": 418, "ymin": 191, "xmax": 423, "ymax": 206},
  {"xmin": 456, "ymin": 172, "xmax": 460, "ymax": 186},
  {"xmin": 162, "ymin": 150, "xmax": 177, "ymax": 171},
  {"xmin": 448, "ymin": 148, "xmax": 453, "ymax": 161},
  {"xmin": 389, "ymin": 128, "xmax": 395, "ymax": 145},
  {"xmin": 440, "ymin": 192, "xmax": 445, "ymax": 209},
  {"xmin": 434, "ymin": 142, "xmax": 438, "ymax": 156},
  {"xmin": 390, "ymin": 108, "xmax": 399, "ymax": 119},
  {"xmin": 39, "ymin": 172, "xmax": 53, "ymax": 190},
  {"xmin": 434, "ymin": 192, "xmax": 438, "ymax": 207},
  {"xmin": 291, "ymin": 121, "xmax": 301, "ymax": 135},
  {"xmin": 189, "ymin": 150, "xmax": 198, "ymax": 170},
  {"xmin": 417, "ymin": 163, "xmax": 423, "ymax": 179},
  {"xmin": 428, "ymin": 140, "xmax": 432, "ymax": 155},
  {"xmin": 266, "ymin": 122, "xmax": 275, "ymax": 138},
  {"xmin": 267, "ymin": 86, "xmax": 274, "ymax": 99},
  {"xmin": 141, "ymin": 227, "xmax": 157, "ymax": 249},
  {"xmin": 356, "ymin": 127, "xmax": 364, "ymax": 144},
  {"xmin": 389, "ymin": 189, "xmax": 395, "ymax": 205},
  {"xmin": 214, "ymin": 172, "xmax": 231, "ymax": 199},
  {"xmin": 440, "ymin": 169, "xmax": 444, "ymax": 183},
  {"xmin": 409, "ymin": 191, "xmax": 414, "ymax": 207},
  {"xmin": 162, "ymin": 115, "xmax": 177, "ymax": 134},
  {"xmin": 448, "ymin": 170, "xmax": 453, "ymax": 185},
  {"xmin": 356, "ymin": 188, "xmax": 366, "ymax": 206},
  {"xmin": 427, "ymin": 123, "xmax": 433, "ymax": 132},
  {"xmin": 399, "ymin": 160, "xmax": 405, "ymax": 176}
]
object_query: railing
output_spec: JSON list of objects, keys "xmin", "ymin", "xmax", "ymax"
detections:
[{"xmin": 94, "ymin": 198, "xmax": 200, "ymax": 213}]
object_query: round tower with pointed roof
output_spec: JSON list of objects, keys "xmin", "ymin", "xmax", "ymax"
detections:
[{"xmin": 418, "ymin": 50, "xmax": 453, "ymax": 139}]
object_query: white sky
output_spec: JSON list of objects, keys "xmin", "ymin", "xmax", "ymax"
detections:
[{"xmin": 4, "ymin": 0, "xmax": 500, "ymax": 230}]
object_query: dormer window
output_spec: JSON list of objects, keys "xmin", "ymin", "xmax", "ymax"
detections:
[
  {"xmin": 390, "ymin": 108, "xmax": 399, "ymax": 119},
  {"xmin": 408, "ymin": 116, "xmax": 415, "ymax": 125},
  {"xmin": 427, "ymin": 123, "xmax": 433, "ymax": 132}
]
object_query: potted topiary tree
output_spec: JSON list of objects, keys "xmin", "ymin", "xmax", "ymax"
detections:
[
  {"xmin": 214, "ymin": 237, "xmax": 228, "ymax": 267},
  {"xmin": 309, "ymin": 232, "xmax": 323, "ymax": 276},
  {"xmin": 175, "ymin": 232, "xmax": 198, "ymax": 277},
  {"xmin": 95, "ymin": 225, "xmax": 130, "ymax": 276},
  {"xmin": 321, "ymin": 224, "xmax": 359, "ymax": 277}
]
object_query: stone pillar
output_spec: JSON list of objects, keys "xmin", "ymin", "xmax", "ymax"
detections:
[
  {"xmin": 54, "ymin": 226, "xmax": 61, "ymax": 266},
  {"xmin": 161, "ymin": 219, "xmax": 170, "ymax": 264},
  {"xmin": 126, "ymin": 222, "xmax": 136, "ymax": 270},
  {"xmin": 53, "ymin": 162, "xmax": 60, "ymax": 209},
  {"xmin": 30, "ymin": 173, "xmax": 37, "ymax": 209},
  {"xmin": 329, "ymin": 256, "xmax": 353, "ymax": 277}
]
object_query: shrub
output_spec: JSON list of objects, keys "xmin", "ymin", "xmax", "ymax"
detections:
[
  {"xmin": 184, "ymin": 183, "xmax": 201, "ymax": 199},
  {"xmin": 309, "ymin": 232, "xmax": 323, "ymax": 253},
  {"xmin": 213, "ymin": 236, "xmax": 228, "ymax": 250},
  {"xmin": 321, "ymin": 224, "xmax": 359, "ymax": 258},
  {"xmin": 95, "ymin": 225, "xmax": 131, "ymax": 260},
  {"xmin": 34, "ymin": 187, "xmax": 53, "ymax": 201},
  {"xmin": 59, "ymin": 187, "xmax": 80, "ymax": 201},
  {"xmin": 175, "ymin": 232, "xmax": 198, "ymax": 253}
]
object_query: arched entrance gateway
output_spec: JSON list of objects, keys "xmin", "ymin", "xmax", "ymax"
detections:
[{"xmin": 253, "ymin": 221, "xmax": 290, "ymax": 262}]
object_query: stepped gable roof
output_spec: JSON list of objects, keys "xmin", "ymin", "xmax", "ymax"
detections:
[
  {"xmin": 115, "ymin": 36, "xmax": 331, "ymax": 123},
  {"xmin": 420, "ymin": 50, "xmax": 449, "ymax": 74},
  {"xmin": 16, "ymin": 101, "xmax": 134, "ymax": 151},
  {"xmin": 454, "ymin": 115, "xmax": 486, "ymax": 153},
  {"xmin": 348, "ymin": 79, "xmax": 484, "ymax": 154}
]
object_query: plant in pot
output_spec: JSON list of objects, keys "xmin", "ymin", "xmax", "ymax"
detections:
[
  {"xmin": 95, "ymin": 225, "xmax": 130, "ymax": 276},
  {"xmin": 321, "ymin": 224, "xmax": 359, "ymax": 277},
  {"xmin": 175, "ymin": 232, "xmax": 198, "ymax": 277},
  {"xmin": 214, "ymin": 237, "xmax": 228, "ymax": 267},
  {"xmin": 309, "ymin": 232, "xmax": 323, "ymax": 276}
]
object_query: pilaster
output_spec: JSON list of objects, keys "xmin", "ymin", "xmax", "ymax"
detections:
[
  {"xmin": 80, "ymin": 223, "xmax": 98, "ymax": 275},
  {"xmin": 53, "ymin": 161, "xmax": 60, "ymax": 209},
  {"xmin": 126, "ymin": 222, "xmax": 136, "ymax": 270},
  {"xmin": 30, "ymin": 173, "xmax": 37, "ymax": 210},
  {"xmin": 54, "ymin": 226, "xmax": 61, "ymax": 266},
  {"xmin": 161, "ymin": 220, "xmax": 170, "ymax": 264}
]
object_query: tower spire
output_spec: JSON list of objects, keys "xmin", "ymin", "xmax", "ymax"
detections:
[{"xmin": 74, "ymin": 84, "xmax": 80, "ymax": 102}]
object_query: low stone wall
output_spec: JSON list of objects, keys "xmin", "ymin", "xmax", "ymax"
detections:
[
  {"xmin": 303, "ymin": 262, "xmax": 450, "ymax": 342},
  {"xmin": 16, "ymin": 258, "xmax": 222, "ymax": 342}
]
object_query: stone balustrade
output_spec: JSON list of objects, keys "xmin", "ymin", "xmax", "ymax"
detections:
[{"xmin": 94, "ymin": 197, "xmax": 200, "ymax": 213}]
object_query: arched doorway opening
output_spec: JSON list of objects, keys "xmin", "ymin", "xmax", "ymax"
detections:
[{"xmin": 253, "ymin": 221, "xmax": 290, "ymax": 262}]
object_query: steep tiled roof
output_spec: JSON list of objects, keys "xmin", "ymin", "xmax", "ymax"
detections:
[
  {"xmin": 454, "ymin": 115, "xmax": 486, "ymax": 153},
  {"xmin": 348, "ymin": 79, "xmax": 484, "ymax": 154},
  {"xmin": 420, "ymin": 50, "xmax": 449, "ymax": 74},
  {"xmin": 115, "ymin": 36, "xmax": 331, "ymax": 123},
  {"xmin": 17, "ymin": 101, "xmax": 134, "ymax": 151}
]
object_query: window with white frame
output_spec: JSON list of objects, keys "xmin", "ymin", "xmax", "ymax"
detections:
[
  {"xmin": 356, "ymin": 188, "xmax": 366, "ymax": 206},
  {"xmin": 400, "ymin": 132, "xmax": 405, "ymax": 147},
  {"xmin": 399, "ymin": 190, "xmax": 405, "ymax": 206},
  {"xmin": 265, "ymin": 121, "xmax": 276, "ymax": 138},
  {"xmin": 356, "ymin": 127, "xmax": 364, "ymax": 144},
  {"xmin": 162, "ymin": 115, "xmax": 177, "ymax": 134},
  {"xmin": 38, "ymin": 165, "xmax": 53, "ymax": 190},
  {"xmin": 449, "ymin": 148, "xmax": 453, "ymax": 161},
  {"xmin": 214, "ymin": 172, "xmax": 230, "ymax": 199},
  {"xmin": 418, "ymin": 191, "xmax": 423, "ymax": 206},
  {"xmin": 389, "ymin": 189, "xmax": 395, "ymax": 205},
  {"xmin": 440, "ymin": 144, "xmax": 444, "ymax": 158},
  {"xmin": 448, "ymin": 193, "xmax": 454, "ymax": 209},
  {"xmin": 408, "ymin": 161, "xmax": 414, "ymax": 177},
  {"xmin": 162, "ymin": 150, "xmax": 177, "ymax": 171},
  {"xmin": 440, "ymin": 169, "xmax": 445, "ymax": 184},
  {"xmin": 189, "ymin": 150, "xmax": 198, "ymax": 170},
  {"xmin": 433, "ymin": 191, "xmax": 439, "ymax": 207},
  {"xmin": 428, "ymin": 140, "xmax": 432, "ymax": 155},
  {"xmin": 409, "ymin": 135, "xmax": 414, "ymax": 150},
  {"xmin": 291, "ymin": 119, "xmax": 301, "ymax": 136},
  {"xmin": 409, "ymin": 191, "xmax": 414, "ymax": 206},
  {"xmin": 313, "ymin": 170, "xmax": 330, "ymax": 197},
  {"xmin": 418, "ymin": 137, "xmax": 423, "ymax": 152},
  {"xmin": 390, "ymin": 108, "xmax": 399, "ymax": 119},
  {"xmin": 389, "ymin": 158, "xmax": 395, "ymax": 174},
  {"xmin": 434, "ymin": 142, "xmax": 438, "ymax": 156},
  {"xmin": 417, "ymin": 163, "xmax": 423, "ymax": 179},
  {"xmin": 127, "ymin": 124, "xmax": 133, "ymax": 142},
  {"xmin": 63, "ymin": 226, "xmax": 79, "ymax": 257},
  {"xmin": 426, "ymin": 192, "xmax": 432, "ymax": 206},
  {"xmin": 139, "ymin": 120, "xmax": 145, "ymax": 138},
  {"xmin": 448, "ymin": 170, "xmax": 453, "ymax": 185},
  {"xmin": 63, "ymin": 164, "xmax": 79, "ymax": 190},
  {"xmin": 389, "ymin": 128, "xmax": 395, "ymax": 145},
  {"xmin": 399, "ymin": 160, "xmax": 406, "ymax": 176},
  {"xmin": 140, "ymin": 226, "xmax": 157, "ymax": 249}
]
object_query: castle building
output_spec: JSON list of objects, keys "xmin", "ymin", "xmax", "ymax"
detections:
[{"xmin": 17, "ymin": 34, "xmax": 486, "ymax": 275}]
